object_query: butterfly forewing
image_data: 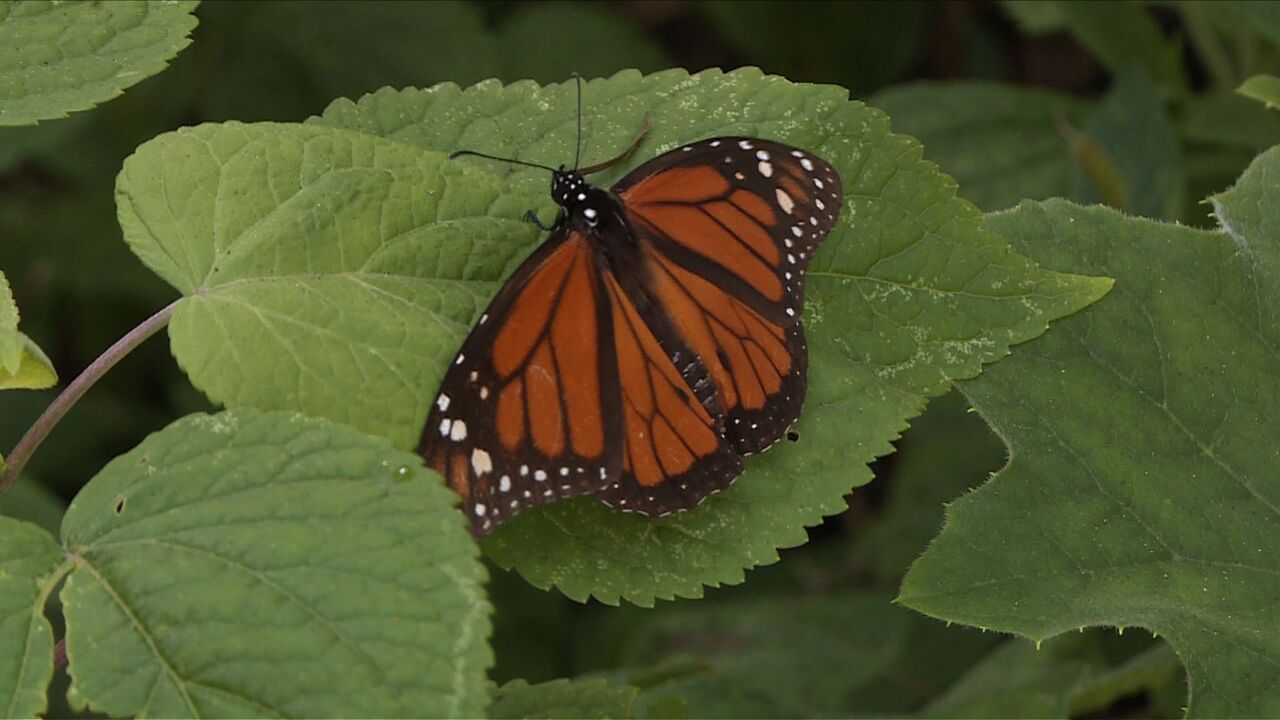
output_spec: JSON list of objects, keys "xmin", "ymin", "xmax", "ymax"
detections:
[{"xmin": 420, "ymin": 231, "xmax": 623, "ymax": 535}]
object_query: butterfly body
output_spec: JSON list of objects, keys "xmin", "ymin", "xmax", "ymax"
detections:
[{"xmin": 420, "ymin": 136, "xmax": 842, "ymax": 536}]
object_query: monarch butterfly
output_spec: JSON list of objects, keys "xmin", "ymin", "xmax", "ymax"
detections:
[{"xmin": 418, "ymin": 78, "xmax": 843, "ymax": 536}]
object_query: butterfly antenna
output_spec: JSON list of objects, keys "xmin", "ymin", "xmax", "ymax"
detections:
[
  {"xmin": 448, "ymin": 149, "xmax": 556, "ymax": 173},
  {"xmin": 573, "ymin": 72, "xmax": 584, "ymax": 171},
  {"xmin": 578, "ymin": 112, "xmax": 651, "ymax": 175}
]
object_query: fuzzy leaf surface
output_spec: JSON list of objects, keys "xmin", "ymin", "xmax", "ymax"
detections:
[
  {"xmin": 0, "ymin": 0, "xmax": 197, "ymax": 126},
  {"xmin": 59, "ymin": 409, "xmax": 490, "ymax": 718},
  {"xmin": 901, "ymin": 148, "xmax": 1280, "ymax": 716},
  {"xmin": 313, "ymin": 68, "xmax": 1112, "ymax": 605}
]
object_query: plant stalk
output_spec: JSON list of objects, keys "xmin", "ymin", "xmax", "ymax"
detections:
[{"xmin": 0, "ymin": 299, "xmax": 180, "ymax": 496}]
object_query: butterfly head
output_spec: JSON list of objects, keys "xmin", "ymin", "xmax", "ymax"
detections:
[{"xmin": 551, "ymin": 168, "xmax": 608, "ymax": 228}]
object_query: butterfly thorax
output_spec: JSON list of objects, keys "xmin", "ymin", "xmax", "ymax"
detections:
[{"xmin": 551, "ymin": 169, "xmax": 614, "ymax": 233}]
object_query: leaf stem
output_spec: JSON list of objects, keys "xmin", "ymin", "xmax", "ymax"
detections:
[{"xmin": 0, "ymin": 300, "xmax": 180, "ymax": 496}]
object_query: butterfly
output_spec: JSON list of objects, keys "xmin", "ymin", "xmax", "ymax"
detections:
[{"xmin": 418, "ymin": 79, "xmax": 843, "ymax": 536}]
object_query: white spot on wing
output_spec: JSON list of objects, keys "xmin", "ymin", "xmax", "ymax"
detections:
[
  {"xmin": 436, "ymin": 395, "xmax": 450, "ymax": 412},
  {"xmin": 471, "ymin": 448, "xmax": 492, "ymax": 476},
  {"xmin": 758, "ymin": 161, "xmax": 773, "ymax": 177},
  {"xmin": 775, "ymin": 188, "xmax": 795, "ymax": 214},
  {"xmin": 450, "ymin": 420, "xmax": 468, "ymax": 441}
]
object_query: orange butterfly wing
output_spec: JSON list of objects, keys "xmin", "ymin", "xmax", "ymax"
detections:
[
  {"xmin": 420, "ymin": 137, "xmax": 842, "ymax": 532},
  {"xmin": 419, "ymin": 231, "xmax": 623, "ymax": 535},
  {"xmin": 615, "ymin": 138, "xmax": 843, "ymax": 456}
]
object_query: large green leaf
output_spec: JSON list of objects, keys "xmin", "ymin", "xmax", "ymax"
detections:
[
  {"xmin": 900, "ymin": 147, "xmax": 1280, "ymax": 716},
  {"xmin": 490, "ymin": 678, "xmax": 638, "ymax": 720},
  {"xmin": 699, "ymin": 2, "xmax": 927, "ymax": 95},
  {"xmin": 924, "ymin": 633, "xmax": 1183, "ymax": 718},
  {"xmin": 195, "ymin": 1, "xmax": 499, "ymax": 122},
  {"xmin": 0, "ymin": 0, "xmax": 197, "ymax": 126},
  {"xmin": 494, "ymin": 2, "xmax": 669, "ymax": 85},
  {"xmin": 1057, "ymin": 1, "xmax": 1188, "ymax": 98},
  {"xmin": 868, "ymin": 82, "xmax": 1087, "ymax": 212},
  {"xmin": 1068, "ymin": 68, "xmax": 1183, "ymax": 220},
  {"xmin": 0, "ymin": 270, "xmax": 56, "ymax": 391},
  {"xmin": 0, "ymin": 517, "xmax": 64, "ymax": 719},
  {"xmin": 59, "ymin": 409, "xmax": 489, "ymax": 718},
  {"xmin": 614, "ymin": 592, "xmax": 919, "ymax": 718},
  {"xmin": 116, "ymin": 122, "xmax": 541, "ymax": 449},
  {"xmin": 854, "ymin": 389, "xmax": 1005, "ymax": 584},
  {"xmin": 309, "ymin": 68, "xmax": 1110, "ymax": 605}
]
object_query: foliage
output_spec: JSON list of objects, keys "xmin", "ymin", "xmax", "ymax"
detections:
[
  {"xmin": 3, "ymin": 1, "xmax": 1278, "ymax": 718},
  {"xmin": 0, "ymin": 271, "xmax": 55, "ymax": 392},
  {"xmin": 0, "ymin": 1, "xmax": 197, "ymax": 126},
  {"xmin": 902, "ymin": 149, "xmax": 1280, "ymax": 716}
]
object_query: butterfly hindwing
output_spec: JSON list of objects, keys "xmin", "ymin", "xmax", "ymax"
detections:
[
  {"xmin": 593, "ymin": 267, "xmax": 742, "ymax": 516},
  {"xmin": 615, "ymin": 138, "xmax": 842, "ymax": 453}
]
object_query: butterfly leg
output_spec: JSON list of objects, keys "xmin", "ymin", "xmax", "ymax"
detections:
[{"xmin": 523, "ymin": 209, "xmax": 561, "ymax": 232}]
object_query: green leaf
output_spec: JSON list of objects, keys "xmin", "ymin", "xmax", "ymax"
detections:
[
  {"xmin": 900, "ymin": 148, "xmax": 1280, "ymax": 716},
  {"xmin": 1069, "ymin": 68, "xmax": 1183, "ymax": 220},
  {"xmin": 1239, "ymin": 74, "xmax": 1280, "ymax": 110},
  {"xmin": 495, "ymin": 2, "xmax": 669, "ymax": 86},
  {"xmin": 869, "ymin": 82, "xmax": 1087, "ymax": 212},
  {"xmin": 313, "ymin": 68, "xmax": 1112, "ymax": 605},
  {"xmin": 1057, "ymin": 1, "xmax": 1188, "ymax": 98},
  {"xmin": 1184, "ymin": 91, "xmax": 1280, "ymax": 150},
  {"xmin": 698, "ymin": 2, "xmax": 928, "ymax": 95},
  {"xmin": 1181, "ymin": 91, "xmax": 1280, "ymax": 226},
  {"xmin": 617, "ymin": 592, "xmax": 910, "ymax": 717},
  {"xmin": 1229, "ymin": 1, "xmax": 1280, "ymax": 45},
  {"xmin": 0, "ymin": 517, "xmax": 65, "ymax": 720},
  {"xmin": 116, "ymin": 121, "xmax": 540, "ymax": 449},
  {"xmin": 60, "ymin": 409, "xmax": 490, "ymax": 717},
  {"xmin": 195, "ymin": 1, "xmax": 500, "ymax": 122},
  {"xmin": 924, "ymin": 633, "xmax": 1183, "ymax": 718},
  {"xmin": 490, "ymin": 678, "xmax": 638, "ymax": 720},
  {"xmin": 0, "ymin": 477, "xmax": 66, "ymax": 536},
  {"xmin": 0, "ymin": 270, "xmax": 56, "ymax": 390},
  {"xmin": 999, "ymin": 0, "xmax": 1067, "ymax": 33},
  {"xmin": 855, "ymin": 390, "xmax": 1006, "ymax": 583},
  {"xmin": 0, "ymin": 0, "xmax": 197, "ymax": 126}
]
